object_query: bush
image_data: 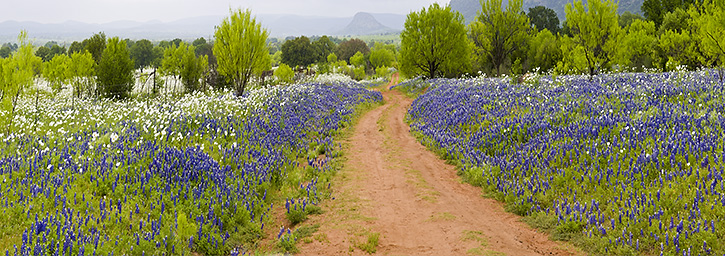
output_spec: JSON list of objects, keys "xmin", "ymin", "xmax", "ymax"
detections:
[{"xmin": 274, "ymin": 63, "xmax": 294, "ymax": 84}]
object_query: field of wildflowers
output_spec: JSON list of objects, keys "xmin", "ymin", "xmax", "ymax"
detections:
[
  {"xmin": 0, "ymin": 81, "xmax": 382, "ymax": 255},
  {"xmin": 401, "ymin": 70, "xmax": 725, "ymax": 255}
]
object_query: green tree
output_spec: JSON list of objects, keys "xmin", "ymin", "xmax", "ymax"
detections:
[
  {"xmin": 617, "ymin": 19, "xmax": 657, "ymax": 71},
  {"xmin": 213, "ymin": 8, "xmax": 271, "ymax": 96},
  {"xmin": 1, "ymin": 31, "xmax": 41, "ymax": 131},
  {"xmin": 193, "ymin": 37, "xmax": 216, "ymax": 66},
  {"xmin": 35, "ymin": 46, "xmax": 52, "ymax": 62},
  {"xmin": 313, "ymin": 36, "xmax": 336, "ymax": 63},
  {"xmin": 130, "ymin": 39, "xmax": 154, "ymax": 69},
  {"xmin": 659, "ymin": 8, "xmax": 690, "ymax": 33},
  {"xmin": 641, "ymin": 0, "xmax": 695, "ymax": 28},
  {"xmin": 96, "ymin": 37, "xmax": 134, "ymax": 99},
  {"xmin": 400, "ymin": 3, "xmax": 471, "ymax": 78},
  {"xmin": 350, "ymin": 51, "xmax": 366, "ymax": 68},
  {"xmin": 369, "ymin": 42, "xmax": 396, "ymax": 68},
  {"xmin": 274, "ymin": 63, "xmax": 294, "ymax": 84},
  {"xmin": 84, "ymin": 32, "xmax": 107, "ymax": 64},
  {"xmin": 528, "ymin": 6, "xmax": 560, "ymax": 34},
  {"xmin": 527, "ymin": 29, "xmax": 562, "ymax": 72},
  {"xmin": 336, "ymin": 38, "xmax": 369, "ymax": 63},
  {"xmin": 619, "ymin": 11, "xmax": 644, "ymax": 28},
  {"xmin": 470, "ymin": 0, "xmax": 530, "ymax": 76},
  {"xmin": 42, "ymin": 54, "xmax": 71, "ymax": 92},
  {"xmin": 68, "ymin": 51, "xmax": 96, "ymax": 98},
  {"xmin": 163, "ymin": 42, "xmax": 209, "ymax": 92},
  {"xmin": 564, "ymin": 0, "xmax": 621, "ymax": 76},
  {"xmin": 68, "ymin": 41, "xmax": 83, "ymax": 54},
  {"xmin": 0, "ymin": 45, "xmax": 11, "ymax": 58},
  {"xmin": 281, "ymin": 36, "xmax": 317, "ymax": 67},
  {"xmin": 690, "ymin": 0, "xmax": 725, "ymax": 80}
]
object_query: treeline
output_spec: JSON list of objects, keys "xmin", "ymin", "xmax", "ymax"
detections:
[
  {"xmin": 399, "ymin": 0, "xmax": 725, "ymax": 79},
  {"xmin": 270, "ymin": 36, "xmax": 398, "ymax": 82}
]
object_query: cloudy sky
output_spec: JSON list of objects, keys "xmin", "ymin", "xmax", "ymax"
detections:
[{"xmin": 2, "ymin": 0, "xmax": 450, "ymax": 24}]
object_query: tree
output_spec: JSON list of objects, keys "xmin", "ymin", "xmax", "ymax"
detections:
[
  {"xmin": 350, "ymin": 51, "xmax": 366, "ymax": 68},
  {"xmin": 42, "ymin": 54, "xmax": 71, "ymax": 92},
  {"xmin": 193, "ymin": 37, "xmax": 216, "ymax": 66},
  {"xmin": 162, "ymin": 42, "xmax": 209, "ymax": 93},
  {"xmin": 313, "ymin": 36, "xmax": 336, "ymax": 63},
  {"xmin": 274, "ymin": 63, "xmax": 294, "ymax": 84},
  {"xmin": 68, "ymin": 41, "xmax": 84, "ymax": 55},
  {"xmin": 470, "ymin": 0, "xmax": 531, "ymax": 76},
  {"xmin": 616, "ymin": 19, "xmax": 657, "ymax": 71},
  {"xmin": 369, "ymin": 42, "xmax": 396, "ymax": 68},
  {"xmin": 564, "ymin": 0, "xmax": 621, "ymax": 76},
  {"xmin": 690, "ymin": 0, "xmax": 725, "ymax": 80},
  {"xmin": 336, "ymin": 38, "xmax": 369, "ymax": 63},
  {"xmin": 528, "ymin": 6, "xmax": 560, "ymax": 34},
  {"xmin": 400, "ymin": 3, "xmax": 471, "ymax": 78},
  {"xmin": 659, "ymin": 8, "xmax": 690, "ymax": 33},
  {"xmin": 68, "ymin": 51, "xmax": 96, "ymax": 98},
  {"xmin": 84, "ymin": 32, "xmax": 107, "ymax": 64},
  {"xmin": 527, "ymin": 29, "xmax": 562, "ymax": 72},
  {"xmin": 213, "ymin": 8, "xmax": 271, "ymax": 97},
  {"xmin": 1, "ymin": 31, "xmax": 41, "ymax": 132},
  {"xmin": 97, "ymin": 37, "xmax": 134, "ymax": 99},
  {"xmin": 281, "ymin": 36, "xmax": 317, "ymax": 67},
  {"xmin": 0, "ymin": 45, "xmax": 11, "ymax": 58},
  {"xmin": 619, "ymin": 11, "xmax": 644, "ymax": 28},
  {"xmin": 641, "ymin": 0, "xmax": 695, "ymax": 28},
  {"xmin": 130, "ymin": 39, "xmax": 154, "ymax": 69},
  {"xmin": 35, "ymin": 46, "xmax": 52, "ymax": 62}
]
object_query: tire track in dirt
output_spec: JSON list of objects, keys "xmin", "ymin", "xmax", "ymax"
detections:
[{"xmin": 297, "ymin": 75, "xmax": 581, "ymax": 255}]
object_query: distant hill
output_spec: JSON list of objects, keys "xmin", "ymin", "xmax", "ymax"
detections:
[
  {"xmin": 336, "ymin": 12, "xmax": 398, "ymax": 36},
  {"xmin": 449, "ymin": 0, "xmax": 645, "ymax": 24},
  {"xmin": 0, "ymin": 13, "xmax": 407, "ymax": 43}
]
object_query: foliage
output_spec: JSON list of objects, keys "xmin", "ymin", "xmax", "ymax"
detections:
[
  {"xmin": 527, "ymin": 29, "xmax": 561, "ymax": 73},
  {"xmin": 129, "ymin": 39, "xmax": 155, "ymax": 69},
  {"xmin": 96, "ymin": 37, "xmax": 134, "ymax": 99},
  {"xmin": 213, "ymin": 8, "xmax": 271, "ymax": 97},
  {"xmin": 470, "ymin": 0, "xmax": 531, "ymax": 76},
  {"xmin": 162, "ymin": 42, "xmax": 209, "ymax": 93},
  {"xmin": 83, "ymin": 32, "xmax": 107, "ymax": 64},
  {"xmin": 67, "ymin": 51, "xmax": 96, "ymax": 98},
  {"xmin": 336, "ymin": 38, "xmax": 369, "ymax": 63},
  {"xmin": 42, "ymin": 54, "xmax": 71, "ymax": 92},
  {"xmin": 274, "ymin": 63, "xmax": 294, "ymax": 84},
  {"xmin": 281, "ymin": 36, "xmax": 317, "ymax": 68},
  {"xmin": 618, "ymin": 11, "xmax": 644, "ymax": 28},
  {"xmin": 313, "ymin": 36, "xmax": 336, "ymax": 63},
  {"xmin": 350, "ymin": 51, "xmax": 366, "ymax": 68},
  {"xmin": 616, "ymin": 19, "xmax": 656, "ymax": 71},
  {"xmin": 528, "ymin": 6, "xmax": 560, "ymax": 34},
  {"xmin": 34, "ymin": 46, "xmax": 52, "ymax": 62},
  {"xmin": 690, "ymin": 0, "xmax": 725, "ymax": 70},
  {"xmin": 369, "ymin": 42, "xmax": 396, "ymax": 69},
  {"xmin": 400, "ymin": 3, "xmax": 470, "ymax": 78},
  {"xmin": 564, "ymin": 0, "xmax": 621, "ymax": 76},
  {"xmin": 641, "ymin": 0, "xmax": 695, "ymax": 28},
  {"xmin": 0, "ymin": 31, "xmax": 41, "ymax": 132}
]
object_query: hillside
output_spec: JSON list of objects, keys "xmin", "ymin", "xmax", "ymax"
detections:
[
  {"xmin": 449, "ymin": 0, "xmax": 644, "ymax": 24},
  {"xmin": 336, "ymin": 12, "xmax": 398, "ymax": 36}
]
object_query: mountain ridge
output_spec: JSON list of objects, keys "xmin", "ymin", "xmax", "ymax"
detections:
[{"xmin": 0, "ymin": 12, "xmax": 406, "ymax": 42}]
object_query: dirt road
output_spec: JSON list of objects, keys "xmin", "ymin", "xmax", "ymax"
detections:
[{"xmin": 297, "ymin": 75, "xmax": 580, "ymax": 255}]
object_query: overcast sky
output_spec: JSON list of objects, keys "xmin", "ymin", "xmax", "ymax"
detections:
[{"xmin": 2, "ymin": 0, "xmax": 450, "ymax": 24}]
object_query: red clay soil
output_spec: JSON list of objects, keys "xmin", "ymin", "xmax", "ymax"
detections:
[{"xmin": 296, "ymin": 74, "xmax": 581, "ymax": 255}]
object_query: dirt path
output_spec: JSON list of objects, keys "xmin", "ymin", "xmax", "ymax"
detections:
[{"xmin": 297, "ymin": 75, "xmax": 581, "ymax": 255}]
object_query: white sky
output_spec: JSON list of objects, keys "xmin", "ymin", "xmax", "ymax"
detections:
[{"xmin": 2, "ymin": 0, "xmax": 450, "ymax": 23}]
